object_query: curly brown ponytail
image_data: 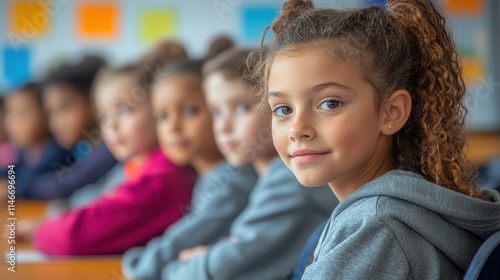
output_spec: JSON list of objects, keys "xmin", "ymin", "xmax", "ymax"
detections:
[
  {"xmin": 250, "ymin": 0, "xmax": 481, "ymax": 197},
  {"xmin": 386, "ymin": 0, "xmax": 479, "ymax": 197}
]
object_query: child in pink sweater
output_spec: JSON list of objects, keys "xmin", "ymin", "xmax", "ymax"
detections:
[{"xmin": 33, "ymin": 63, "xmax": 196, "ymax": 255}]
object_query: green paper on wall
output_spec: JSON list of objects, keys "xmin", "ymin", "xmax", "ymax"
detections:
[{"xmin": 140, "ymin": 9, "xmax": 178, "ymax": 43}]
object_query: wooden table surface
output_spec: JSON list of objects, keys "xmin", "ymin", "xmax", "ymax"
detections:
[{"xmin": 0, "ymin": 200, "xmax": 124, "ymax": 280}]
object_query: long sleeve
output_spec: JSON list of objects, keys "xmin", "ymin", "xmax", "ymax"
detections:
[
  {"xmin": 46, "ymin": 163, "xmax": 125, "ymax": 216},
  {"xmin": 0, "ymin": 139, "xmax": 70, "ymax": 198},
  {"xmin": 162, "ymin": 158, "xmax": 336, "ymax": 280},
  {"xmin": 27, "ymin": 142, "xmax": 118, "ymax": 199},
  {"xmin": 122, "ymin": 163, "xmax": 258, "ymax": 280},
  {"xmin": 34, "ymin": 153, "xmax": 195, "ymax": 255}
]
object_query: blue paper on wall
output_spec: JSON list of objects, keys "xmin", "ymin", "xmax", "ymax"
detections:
[
  {"xmin": 242, "ymin": 6, "xmax": 279, "ymax": 44},
  {"xmin": 364, "ymin": 0, "xmax": 438, "ymax": 8},
  {"xmin": 3, "ymin": 47, "xmax": 31, "ymax": 88},
  {"xmin": 364, "ymin": 0, "xmax": 386, "ymax": 8}
]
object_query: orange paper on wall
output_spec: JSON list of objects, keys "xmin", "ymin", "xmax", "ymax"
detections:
[
  {"xmin": 10, "ymin": 1, "xmax": 50, "ymax": 37},
  {"xmin": 77, "ymin": 3, "xmax": 119, "ymax": 39},
  {"xmin": 444, "ymin": 0, "xmax": 484, "ymax": 14}
]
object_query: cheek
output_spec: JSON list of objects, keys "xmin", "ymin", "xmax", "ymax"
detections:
[
  {"xmin": 271, "ymin": 121, "xmax": 289, "ymax": 154},
  {"xmin": 328, "ymin": 112, "xmax": 380, "ymax": 158},
  {"xmin": 133, "ymin": 115, "xmax": 156, "ymax": 143},
  {"xmin": 192, "ymin": 113, "xmax": 213, "ymax": 137},
  {"xmin": 156, "ymin": 123, "xmax": 170, "ymax": 149},
  {"xmin": 60, "ymin": 109, "xmax": 84, "ymax": 132},
  {"xmin": 101, "ymin": 129, "xmax": 114, "ymax": 146}
]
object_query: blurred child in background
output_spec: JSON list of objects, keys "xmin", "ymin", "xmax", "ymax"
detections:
[
  {"xmin": 30, "ymin": 62, "xmax": 197, "ymax": 255},
  {"xmin": 204, "ymin": 35, "xmax": 235, "ymax": 61},
  {"xmin": 46, "ymin": 41, "xmax": 190, "ymax": 214},
  {"xmin": 31, "ymin": 55, "xmax": 118, "ymax": 199},
  {"xmin": 0, "ymin": 83, "xmax": 68, "ymax": 198},
  {"xmin": 122, "ymin": 57, "xmax": 259, "ymax": 279},
  {"xmin": 160, "ymin": 48, "xmax": 337, "ymax": 280},
  {"xmin": 0, "ymin": 96, "xmax": 16, "ymax": 168}
]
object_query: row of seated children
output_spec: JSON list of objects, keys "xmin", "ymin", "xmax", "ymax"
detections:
[
  {"xmin": 1, "ymin": 34, "xmax": 337, "ymax": 279},
  {"xmin": 2, "ymin": 0, "xmax": 500, "ymax": 278},
  {"xmin": 0, "ymin": 56, "xmax": 117, "ymax": 200}
]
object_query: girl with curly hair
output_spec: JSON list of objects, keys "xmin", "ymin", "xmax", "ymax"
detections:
[{"xmin": 250, "ymin": 0, "xmax": 500, "ymax": 278}]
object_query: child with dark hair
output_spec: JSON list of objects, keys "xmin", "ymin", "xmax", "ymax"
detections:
[
  {"xmin": 0, "ymin": 95, "xmax": 17, "ymax": 168},
  {"xmin": 0, "ymin": 83, "xmax": 68, "ymax": 198},
  {"xmin": 31, "ymin": 55, "xmax": 118, "ymax": 199},
  {"xmin": 122, "ymin": 55, "xmax": 266, "ymax": 279},
  {"xmin": 30, "ymin": 62, "xmax": 197, "ymax": 255},
  {"xmin": 252, "ymin": 0, "xmax": 500, "ymax": 278},
  {"xmin": 156, "ymin": 49, "xmax": 337, "ymax": 280},
  {"xmin": 204, "ymin": 35, "xmax": 235, "ymax": 61}
]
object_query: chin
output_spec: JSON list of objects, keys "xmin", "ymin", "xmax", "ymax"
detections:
[
  {"xmin": 290, "ymin": 170, "xmax": 329, "ymax": 187},
  {"xmin": 226, "ymin": 156, "xmax": 248, "ymax": 168},
  {"xmin": 167, "ymin": 155, "xmax": 191, "ymax": 167},
  {"xmin": 297, "ymin": 176, "xmax": 328, "ymax": 187}
]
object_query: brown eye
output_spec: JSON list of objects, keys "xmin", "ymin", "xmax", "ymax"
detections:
[
  {"xmin": 273, "ymin": 106, "xmax": 293, "ymax": 116},
  {"xmin": 319, "ymin": 100, "xmax": 341, "ymax": 110}
]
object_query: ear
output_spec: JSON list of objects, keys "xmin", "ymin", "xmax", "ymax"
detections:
[{"xmin": 380, "ymin": 89, "xmax": 412, "ymax": 136}]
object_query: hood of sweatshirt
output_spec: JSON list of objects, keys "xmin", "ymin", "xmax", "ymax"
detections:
[{"xmin": 335, "ymin": 170, "xmax": 500, "ymax": 270}]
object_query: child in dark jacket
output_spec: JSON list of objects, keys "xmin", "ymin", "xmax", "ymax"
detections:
[
  {"xmin": 30, "ymin": 62, "xmax": 197, "ymax": 255},
  {"xmin": 1, "ymin": 83, "xmax": 69, "ymax": 199}
]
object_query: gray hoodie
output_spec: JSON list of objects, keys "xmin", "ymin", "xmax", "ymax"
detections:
[
  {"xmin": 302, "ymin": 170, "xmax": 500, "ymax": 280},
  {"xmin": 162, "ymin": 157, "xmax": 338, "ymax": 280},
  {"xmin": 122, "ymin": 162, "xmax": 258, "ymax": 279}
]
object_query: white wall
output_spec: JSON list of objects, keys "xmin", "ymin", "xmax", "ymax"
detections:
[{"xmin": 0, "ymin": 0, "xmax": 497, "ymax": 130}]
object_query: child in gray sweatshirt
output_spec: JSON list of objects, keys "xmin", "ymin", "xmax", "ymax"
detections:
[
  {"xmin": 161, "ymin": 48, "xmax": 338, "ymax": 279},
  {"xmin": 122, "ymin": 59, "xmax": 259, "ymax": 279},
  {"xmin": 252, "ymin": 0, "xmax": 500, "ymax": 279}
]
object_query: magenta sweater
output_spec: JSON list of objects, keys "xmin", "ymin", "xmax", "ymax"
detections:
[{"xmin": 34, "ymin": 149, "xmax": 196, "ymax": 255}]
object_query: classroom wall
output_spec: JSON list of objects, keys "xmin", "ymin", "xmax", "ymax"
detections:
[{"xmin": 0, "ymin": 0, "xmax": 498, "ymax": 131}]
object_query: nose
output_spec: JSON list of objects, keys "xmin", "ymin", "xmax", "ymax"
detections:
[
  {"xmin": 289, "ymin": 110, "xmax": 315, "ymax": 141},
  {"xmin": 218, "ymin": 111, "xmax": 232, "ymax": 134},
  {"xmin": 167, "ymin": 114, "xmax": 181, "ymax": 133},
  {"xmin": 102, "ymin": 116, "xmax": 118, "ymax": 132}
]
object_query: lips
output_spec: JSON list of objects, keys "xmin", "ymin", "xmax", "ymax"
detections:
[
  {"xmin": 170, "ymin": 139, "xmax": 189, "ymax": 149},
  {"xmin": 220, "ymin": 141, "xmax": 239, "ymax": 152},
  {"xmin": 290, "ymin": 149, "xmax": 330, "ymax": 164}
]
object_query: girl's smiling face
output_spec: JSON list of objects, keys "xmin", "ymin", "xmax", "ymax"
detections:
[
  {"xmin": 268, "ymin": 47, "xmax": 392, "ymax": 197},
  {"xmin": 152, "ymin": 75, "xmax": 218, "ymax": 167}
]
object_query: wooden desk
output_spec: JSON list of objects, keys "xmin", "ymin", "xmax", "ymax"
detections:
[
  {"xmin": 0, "ymin": 257, "xmax": 124, "ymax": 280},
  {"xmin": 0, "ymin": 200, "xmax": 125, "ymax": 280}
]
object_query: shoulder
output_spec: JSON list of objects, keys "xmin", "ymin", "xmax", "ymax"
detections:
[{"xmin": 142, "ymin": 150, "xmax": 195, "ymax": 178}]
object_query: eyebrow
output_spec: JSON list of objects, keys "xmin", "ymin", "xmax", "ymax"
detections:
[
  {"xmin": 313, "ymin": 82, "xmax": 353, "ymax": 93},
  {"xmin": 269, "ymin": 82, "xmax": 353, "ymax": 99}
]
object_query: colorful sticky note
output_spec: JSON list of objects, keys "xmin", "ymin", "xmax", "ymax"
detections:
[
  {"xmin": 459, "ymin": 44, "xmax": 486, "ymax": 84},
  {"xmin": 9, "ymin": 0, "xmax": 50, "ymax": 37},
  {"xmin": 364, "ymin": 0, "xmax": 386, "ymax": 8},
  {"xmin": 3, "ymin": 47, "xmax": 31, "ymax": 88},
  {"xmin": 140, "ymin": 9, "xmax": 178, "ymax": 43},
  {"xmin": 242, "ymin": 6, "xmax": 279, "ymax": 44},
  {"xmin": 443, "ymin": 0, "xmax": 484, "ymax": 14},
  {"xmin": 77, "ymin": 3, "xmax": 119, "ymax": 39}
]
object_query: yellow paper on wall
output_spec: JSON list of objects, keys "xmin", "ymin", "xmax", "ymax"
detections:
[
  {"xmin": 10, "ymin": 0, "xmax": 50, "ymax": 37},
  {"xmin": 140, "ymin": 9, "xmax": 178, "ymax": 43}
]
